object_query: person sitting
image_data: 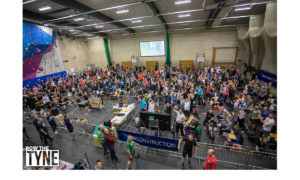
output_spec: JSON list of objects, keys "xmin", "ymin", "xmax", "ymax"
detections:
[{"xmin": 203, "ymin": 110, "xmax": 214, "ymax": 130}]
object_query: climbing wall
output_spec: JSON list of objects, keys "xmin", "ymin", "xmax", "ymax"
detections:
[{"xmin": 23, "ymin": 21, "xmax": 65, "ymax": 80}]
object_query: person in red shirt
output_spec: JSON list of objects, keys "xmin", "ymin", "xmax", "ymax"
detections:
[
  {"xmin": 80, "ymin": 80, "xmax": 85, "ymax": 87},
  {"xmin": 203, "ymin": 149, "xmax": 217, "ymax": 170},
  {"xmin": 104, "ymin": 129, "xmax": 120, "ymax": 162},
  {"xmin": 192, "ymin": 66, "xmax": 196, "ymax": 71}
]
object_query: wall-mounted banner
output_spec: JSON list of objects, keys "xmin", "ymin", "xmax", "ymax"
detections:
[
  {"xmin": 23, "ymin": 71, "xmax": 67, "ymax": 88},
  {"xmin": 257, "ymin": 70, "xmax": 277, "ymax": 88},
  {"xmin": 117, "ymin": 130, "xmax": 179, "ymax": 152}
]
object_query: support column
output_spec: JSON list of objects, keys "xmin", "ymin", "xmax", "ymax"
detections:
[
  {"xmin": 103, "ymin": 38, "xmax": 112, "ymax": 65},
  {"xmin": 166, "ymin": 32, "xmax": 171, "ymax": 65}
]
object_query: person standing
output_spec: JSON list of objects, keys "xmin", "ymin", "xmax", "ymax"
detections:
[
  {"xmin": 178, "ymin": 133, "xmax": 197, "ymax": 169},
  {"xmin": 37, "ymin": 117, "xmax": 53, "ymax": 145},
  {"xmin": 46, "ymin": 111, "xmax": 58, "ymax": 134},
  {"xmin": 260, "ymin": 113, "xmax": 275, "ymax": 137},
  {"xmin": 183, "ymin": 97, "xmax": 191, "ymax": 117},
  {"xmin": 97, "ymin": 124, "xmax": 107, "ymax": 157},
  {"xmin": 148, "ymin": 100, "xmax": 155, "ymax": 112},
  {"xmin": 203, "ymin": 149, "xmax": 217, "ymax": 170},
  {"xmin": 173, "ymin": 106, "xmax": 186, "ymax": 137},
  {"xmin": 104, "ymin": 128, "xmax": 120, "ymax": 162},
  {"xmin": 64, "ymin": 115, "xmax": 75, "ymax": 140},
  {"xmin": 126, "ymin": 135, "xmax": 140, "ymax": 170},
  {"xmin": 32, "ymin": 114, "xmax": 43, "ymax": 142},
  {"xmin": 140, "ymin": 97, "xmax": 147, "ymax": 111},
  {"xmin": 237, "ymin": 106, "xmax": 246, "ymax": 131}
]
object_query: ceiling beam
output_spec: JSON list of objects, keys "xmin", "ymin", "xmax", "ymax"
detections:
[
  {"xmin": 143, "ymin": 1, "xmax": 169, "ymax": 30},
  {"xmin": 49, "ymin": 0, "xmax": 135, "ymax": 34},
  {"xmin": 44, "ymin": 8, "xmax": 71, "ymax": 16},
  {"xmin": 205, "ymin": 0, "xmax": 226, "ymax": 27},
  {"xmin": 23, "ymin": 9, "xmax": 108, "ymax": 37}
]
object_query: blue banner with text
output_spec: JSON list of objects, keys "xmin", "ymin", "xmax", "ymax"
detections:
[
  {"xmin": 117, "ymin": 129, "xmax": 179, "ymax": 152},
  {"xmin": 257, "ymin": 70, "xmax": 277, "ymax": 88}
]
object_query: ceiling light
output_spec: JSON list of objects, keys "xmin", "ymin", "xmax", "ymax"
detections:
[
  {"xmin": 131, "ymin": 19, "xmax": 142, "ymax": 23},
  {"xmin": 116, "ymin": 9, "xmax": 129, "ymax": 14},
  {"xmin": 23, "ymin": 0, "xmax": 36, "ymax": 5},
  {"xmin": 175, "ymin": 0, "xmax": 192, "ymax": 5},
  {"xmin": 180, "ymin": 23, "xmax": 190, "ymax": 26},
  {"xmin": 234, "ymin": 6, "xmax": 251, "ymax": 11},
  {"xmin": 178, "ymin": 13, "xmax": 191, "ymax": 18},
  {"xmin": 44, "ymin": 24, "xmax": 49, "ymax": 26},
  {"xmin": 87, "ymin": 37, "xmax": 98, "ymax": 40},
  {"xmin": 95, "ymin": 25, "xmax": 104, "ymax": 28},
  {"xmin": 73, "ymin": 17, "xmax": 84, "ymax": 21},
  {"xmin": 38, "ymin": 6, "xmax": 52, "ymax": 11},
  {"xmin": 85, "ymin": 34, "xmax": 93, "ymax": 36},
  {"xmin": 69, "ymin": 29, "xmax": 75, "ymax": 32}
]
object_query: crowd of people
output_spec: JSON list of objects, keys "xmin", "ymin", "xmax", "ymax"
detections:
[{"xmin": 23, "ymin": 63, "xmax": 277, "ymax": 169}]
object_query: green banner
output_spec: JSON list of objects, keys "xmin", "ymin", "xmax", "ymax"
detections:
[
  {"xmin": 103, "ymin": 38, "xmax": 112, "ymax": 65},
  {"xmin": 166, "ymin": 32, "xmax": 171, "ymax": 65}
]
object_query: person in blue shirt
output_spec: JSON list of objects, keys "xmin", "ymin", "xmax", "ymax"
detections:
[
  {"xmin": 260, "ymin": 106, "xmax": 270, "ymax": 120},
  {"xmin": 164, "ymin": 92, "xmax": 171, "ymax": 105},
  {"xmin": 239, "ymin": 101, "xmax": 249, "ymax": 108},
  {"xmin": 105, "ymin": 80, "xmax": 110, "ymax": 87},
  {"xmin": 140, "ymin": 97, "xmax": 147, "ymax": 111},
  {"xmin": 196, "ymin": 86, "xmax": 203, "ymax": 105},
  {"xmin": 207, "ymin": 73, "xmax": 211, "ymax": 79},
  {"xmin": 120, "ymin": 80, "xmax": 125, "ymax": 89}
]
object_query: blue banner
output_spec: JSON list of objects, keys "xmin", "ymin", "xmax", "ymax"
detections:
[
  {"xmin": 117, "ymin": 130, "xmax": 179, "ymax": 152},
  {"xmin": 257, "ymin": 70, "xmax": 277, "ymax": 88},
  {"xmin": 23, "ymin": 71, "xmax": 67, "ymax": 88}
]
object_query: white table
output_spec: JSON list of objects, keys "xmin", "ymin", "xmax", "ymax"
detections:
[{"xmin": 111, "ymin": 103, "xmax": 135, "ymax": 125}]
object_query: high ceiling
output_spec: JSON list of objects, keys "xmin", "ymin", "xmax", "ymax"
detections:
[{"xmin": 23, "ymin": 0, "xmax": 275, "ymax": 38}]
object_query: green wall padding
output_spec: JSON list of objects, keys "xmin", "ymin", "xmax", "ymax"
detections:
[
  {"xmin": 103, "ymin": 38, "xmax": 112, "ymax": 65},
  {"xmin": 166, "ymin": 32, "xmax": 171, "ymax": 65}
]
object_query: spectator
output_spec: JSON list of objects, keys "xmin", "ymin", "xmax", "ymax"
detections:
[
  {"xmin": 203, "ymin": 149, "xmax": 217, "ymax": 170},
  {"xmin": 173, "ymin": 106, "xmax": 186, "ymax": 137},
  {"xmin": 237, "ymin": 106, "xmax": 246, "ymax": 131},
  {"xmin": 94, "ymin": 160, "xmax": 104, "ymax": 170},
  {"xmin": 203, "ymin": 109, "xmax": 214, "ymax": 130},
  {"xmin": 46, "ymin": 111, "xmax": 58, "ymax": 134},
  {"xmin": 104, "ymin": 128, "xmax": 120, "ymax": 162},
  {"xmin": 64, "ymin": 115, "xmax": 75, "ymax": 140},
  {"xmin": 260, "ymin": 113, "xmax": 275, "ymax": 137},
  {"xmin": 97, "ymin": 124, "xmax": 108, "ymax": 157},
  {"xmin": 37, "ymin": 117, "xmax": 53, "ymax": 145},
  {"xmin": 140, "ymin": 97, "xmax": 147, "ymax": 111}
]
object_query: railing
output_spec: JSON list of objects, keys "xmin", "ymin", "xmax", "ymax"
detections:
[{"xmin": 23, "ymin": 103, "xmax": 276, "ymax": 170}]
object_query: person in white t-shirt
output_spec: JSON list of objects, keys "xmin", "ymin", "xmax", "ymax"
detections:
[
  {"xmin": 183, "ymin": 97, "xmax": 191, "ymax": 117},
  {"xmin": 173, "ymin": 105, "xmax": 186, "ymax": 137},
  {"xmin": 261, "ymin": 113, "xmax": 275, "ymax": 136},
  {"xmin": 148, "ymin": 100, "xmax": 155, "ymax": 113}
]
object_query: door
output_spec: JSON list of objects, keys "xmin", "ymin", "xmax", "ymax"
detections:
[
  {"xmin": 180, "ymin": 60, "xmax": 194, "ymax": 73},
  {"xmin": 122, "ymin": 61, "xmax": 133, "ymax": 69},
  {"xmin": 146, "ymin": 61, "xmax": 159, "ymax": 72}
]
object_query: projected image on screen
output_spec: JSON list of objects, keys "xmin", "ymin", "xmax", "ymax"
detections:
[{"xmin": 140, "ymin": 40, "xmax": 165, "ymax": 56}]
